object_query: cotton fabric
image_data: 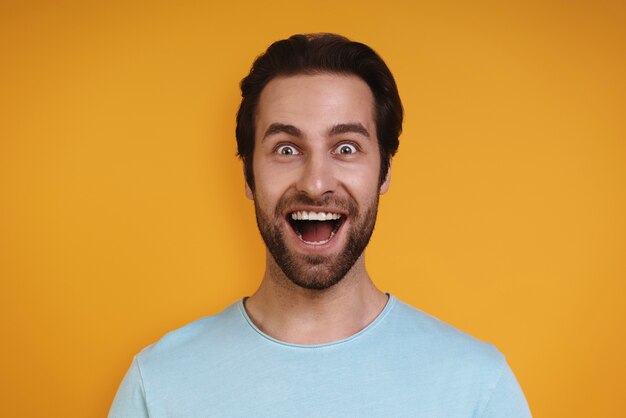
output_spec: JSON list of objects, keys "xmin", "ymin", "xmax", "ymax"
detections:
[{"xmin": 109, "ymin": 295, "xmax": 531, "ymax": 417}]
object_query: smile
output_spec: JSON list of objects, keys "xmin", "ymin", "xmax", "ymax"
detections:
[{"xmin": 288, "ymin": 210, "xmax": 345, "ymax": 245}]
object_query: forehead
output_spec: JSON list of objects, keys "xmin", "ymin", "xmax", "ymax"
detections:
[{"xmin": 255, "ymin": 73, "xmax": 376, "ymax": 138}]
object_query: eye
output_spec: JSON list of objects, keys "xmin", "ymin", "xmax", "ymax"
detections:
[
  {"xmin": 335, "ymin": 143, "xmax": 358, "ymax": 155},
  {"xmin": 275, "ymin": 144, "xmax": 300, "ymax": 156}
]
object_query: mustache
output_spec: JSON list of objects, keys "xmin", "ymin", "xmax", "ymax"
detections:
[{"xmin": 274, "ymin": 193, "xmax": 358, "ymax": 217}]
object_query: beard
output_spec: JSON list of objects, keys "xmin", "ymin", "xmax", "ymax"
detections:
[{"xmin": 253, "ymin": 191, "xmax": 380, "ymax": 290}]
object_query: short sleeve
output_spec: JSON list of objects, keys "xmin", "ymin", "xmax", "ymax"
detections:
[
  {"xmin": 480, "ymin": 358, "xmax": 532, "ymax": 418},
  {"xmin": 108, "ymin": 357, "xmax": 150, "ymax": 418}
]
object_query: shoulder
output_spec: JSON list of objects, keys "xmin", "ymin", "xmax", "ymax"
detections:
[
  {"xmin": 387, "ymin": 297, "xmax": 497, "ymax": 349},
  {"xmin": 379, "ymin": 297, "xmax": 531, "ymax": 416},
  {"xmin": 134, "ymin": 301, "xmax": 243, "ymax": 372},
  {"xmin": 384, "ymin": 296, "xmax": 507, "ymax": 376}
]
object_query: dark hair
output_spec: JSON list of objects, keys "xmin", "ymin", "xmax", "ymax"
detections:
[{"xmin": 236, "ymin": 33, "xmax": 403, "ymax": 190}]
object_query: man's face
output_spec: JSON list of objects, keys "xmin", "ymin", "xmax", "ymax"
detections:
[{"xmin": 247, "ymin": 73, "xmax": 390, "ymax": 290}]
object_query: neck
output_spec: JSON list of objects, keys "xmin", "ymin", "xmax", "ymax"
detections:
[{"xmin": 244, "ymin": 251, "xmax": 388, "ymax": 345}]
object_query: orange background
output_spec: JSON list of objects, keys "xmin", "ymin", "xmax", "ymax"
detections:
[{"xmin": 1, "ymin": 1, "xmax": 625, "ymax": 417}]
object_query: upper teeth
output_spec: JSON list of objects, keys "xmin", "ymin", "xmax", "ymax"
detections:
[{"xmin": 291, "ymin": 211, "xmax": 342, "ymax": 221}]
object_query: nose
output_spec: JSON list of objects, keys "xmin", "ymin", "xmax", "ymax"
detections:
[{"xmin": 295, "ymin": 152, "xmax": 338, "ymax": 198}]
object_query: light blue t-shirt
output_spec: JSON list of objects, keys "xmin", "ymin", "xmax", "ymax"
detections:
[{"xmin": 109, "ymin": 295, "xmax": 531, "ymax": 417}]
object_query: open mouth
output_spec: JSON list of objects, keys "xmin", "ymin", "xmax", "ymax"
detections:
[{"xmin": 287, "ymin": 210, "xmax": 345, "ymax": 245}]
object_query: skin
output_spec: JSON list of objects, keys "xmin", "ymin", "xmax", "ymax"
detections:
[{"xmin": 244, "ymin": 73, "xmax": 391, "ymax": 345}]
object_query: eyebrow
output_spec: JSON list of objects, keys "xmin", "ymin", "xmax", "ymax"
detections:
[
  {"xmin": 328, "ymin": 123, "xmax": 370, "ymax": 138},
  {"xmin": 262, "ymin": 123, "xmax": 303, "ymax": 141},
  {"xmin": 261, "ymin": 122, "xmax": 370, "ymax": 141}
]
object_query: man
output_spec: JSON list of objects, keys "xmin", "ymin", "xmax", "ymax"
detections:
[{"xmin": 110, "ymin": 33, "xmax": 531, "ymax": 417}]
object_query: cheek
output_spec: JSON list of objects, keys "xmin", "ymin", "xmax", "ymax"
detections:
[
  {"xmin": 253, "ymin": 161, "xmax": 296, "ymax": 205},
  {"xmin": 340, "ymin": 157, "xmax": 381, "ymax": 190}
]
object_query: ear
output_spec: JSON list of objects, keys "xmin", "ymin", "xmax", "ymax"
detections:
[
  {"xmin": 245, "ymin": 180, "xmax": 254, "ymax": 200},
  {"xmin": 379, "ymin": 160, "xmax": 391, "ymax": 195}
]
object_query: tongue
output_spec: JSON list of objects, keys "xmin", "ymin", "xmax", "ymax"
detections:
[{"xmin": 300, "ymin": 221, "xmax": 334, "ymax": 243}]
